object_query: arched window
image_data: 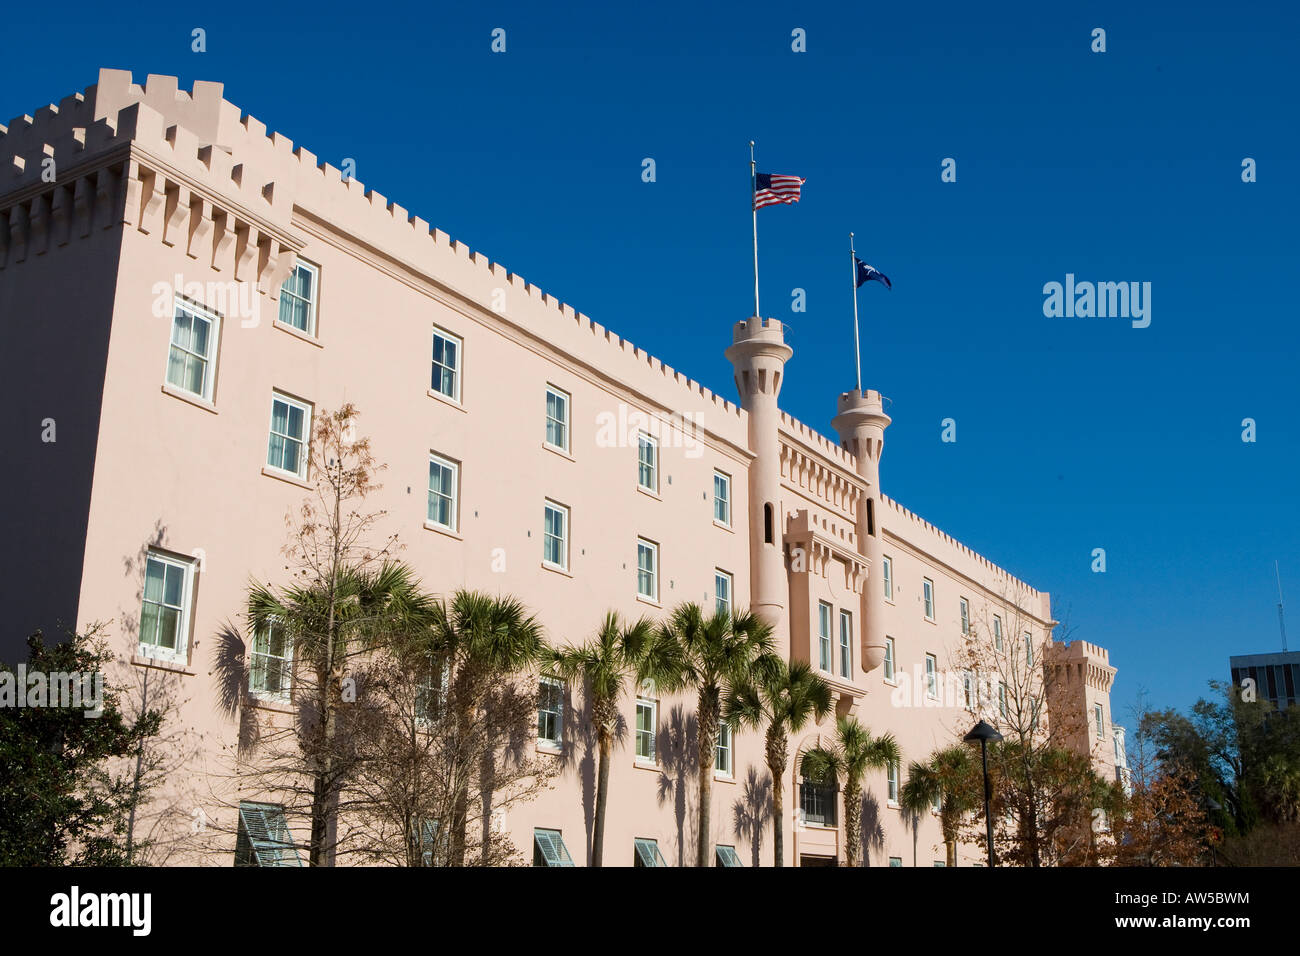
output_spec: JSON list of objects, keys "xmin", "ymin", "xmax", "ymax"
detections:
[
  {"xmin": 799, "ymin": 751, "xmax": 838, "ymax": 827},
  {"xmin": 764, "ymin": 503, "xmax": 774, "ymax": 544}
]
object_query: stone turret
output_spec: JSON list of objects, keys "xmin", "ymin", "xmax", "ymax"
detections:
[
  {"xmin": 725, "ymin": 318, "xmax": 793, "ymax": 646},
  {"xmin": 831, "ymin": 389, "xmax": 891, "ymax": 671}
]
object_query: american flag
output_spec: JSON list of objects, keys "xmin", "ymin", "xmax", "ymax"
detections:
[{"xmin": 753, "ymin": 172, "xmax": 805, "ymax": 210}]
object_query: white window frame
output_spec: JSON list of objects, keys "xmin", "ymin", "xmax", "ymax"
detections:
[
  {"xmin": 165, "ymin": 297, "xmax": 221, "ymax": 402},
  {"xmin": 266, "ymin": 391, "xmax": 312, "ymax": 480},
  {"xmin": 883, "ymin": 636, "xmax": 896, "ymax": 683},
  {"xmin": 922, "ymin": 577, "xmax": 935, "ymax": 621},
  {"xmin": 415, "ymin": 659, "xmax": 449, "ymax": 726},
  {"xmin": 1024, "ymin": 632, "xmax": 1034, "ymax": 666},
  {"xmin": 960, "ymin": 597, "xmax": 970, "ymax": 636},
  {"xmin": 249, "ymin": 619, "xmax": 292, "ymax": 701},
  {"xmin": 636, "ymin": 538, "xmax": 659, "ymax": 602},
  {"xmin": 637, "ymin": 431, "xmax": 658, "ymax": 492},
  {"xmin": 713, "ymin": 470, "xmax": 732, "ymax": 526},
  {"xmin": 887, "ymin": 760, "xmax": 900, "ymax": 806},
  {"xmin": 882, "ymin": 555, "xmax": 893, "ymax": 601},
  {"xmin": 545, "ymin": 385, "xmax": 570, "ymax": 453},
  {"xmin": 993, "ymin": 615, "xmax": 1004, "ymax": 652},
  {"xmin": 716, "ymin": 720, "xmax": 733, "ymax": 777},
  {"xmin": 430, "ymin": 325, "xmax": 462, "ymax": 403},
  {"xmin": 999, "ymin": 682, "xmax": 1008, "ymax": 718},
  {"xmin": 635, "ymin": 695, "xmax": 658, "ymax": 764},
  {"xmin": 714, "ymin": 569, "xmax": 732, "ymax": 617},
  {"xmin": 537, "ymin": 676, "xmax": 564, "ymax": 748},
  {"xmin": 138, "ymin": 550, "xmax": 195, "ymax": 664},
  {"xmin": 925, "ymin": 653, "xmax": 938, "ymax": 699},
  {"xmin": 277, "ymin": 259, "xmax": 319, "ymax": 336},
  {"xmin": 1096, "ymin": 703, "xmax": 1105, "ymax": 739},
  {"xmin": 817, "ymin": 601, "xmax": 833, "ymax": 672},
  {"xmin": 543, "ymin": 500, "xmax": 569, "ymax": 571},
  {"xmin": 838, "ymin": 609, "xmax": 853, "ymax": 679},
  {"xmin": 427, "ymin": 453, "xmax": 460, "ymax": 532}
]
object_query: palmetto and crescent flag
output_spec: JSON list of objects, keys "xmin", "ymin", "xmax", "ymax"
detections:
[
  {"xmin": 753, "ymin": 173, "xmax": 806, "ymax": 210},
  {"xmin": 854, "ymin": 256, "xmax": 892, "ymax": 290}
]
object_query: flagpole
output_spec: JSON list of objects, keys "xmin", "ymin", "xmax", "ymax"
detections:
[
  {"xmin": 750, "ymin": 141, "xmax": 760, "ymax": 319},
  {"xmin": 850, "ymin": 231, "xmax": 861, "ymax": 392}
]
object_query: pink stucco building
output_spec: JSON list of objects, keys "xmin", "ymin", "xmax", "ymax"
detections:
[{"xmin": 0, "ymin": 70, "xmax": 1121, "ymax": 866}]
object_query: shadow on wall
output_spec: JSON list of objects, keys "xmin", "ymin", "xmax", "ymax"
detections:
[
  {"xmin": 0, "ymin": 225, "xmax": 125, "ymax": 658},
  {"xmin": 857, "ymin": 790, "xmax": 886, "ymax": 866},
  {"xmin": 656, "ymin": 704, "xmax": 698, "ymax": 866},
  {"xmin": 733, "ymin": 766, "xmax": 772, "ymax": 867}
]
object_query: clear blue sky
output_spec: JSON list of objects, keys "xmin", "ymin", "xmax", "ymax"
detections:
[{"xmin": 5, "ymin": 0, "xmax": 1297, "ymax": 717}]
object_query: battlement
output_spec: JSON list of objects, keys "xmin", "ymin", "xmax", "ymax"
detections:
[{"xmin": 0, "ymin": 69, "xmax": 748, "ymax": 436}]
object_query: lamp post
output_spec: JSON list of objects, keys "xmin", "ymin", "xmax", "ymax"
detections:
[{"xmin": 964, "ymin": 720, "xmax": 1003, "ymax": 867}]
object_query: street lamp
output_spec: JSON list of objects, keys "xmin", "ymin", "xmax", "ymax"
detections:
[{"xmin": 964, "ymin": 720, "xmax": 1003, "ymax": 867}]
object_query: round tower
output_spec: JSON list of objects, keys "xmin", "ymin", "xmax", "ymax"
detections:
[
  {"xmin": 831, "ymin": 389, "xmax": 891, "ymax": 671},
  {"xmin": 725, "ymin": 318, "xmax": 793, "ymax": 644}
]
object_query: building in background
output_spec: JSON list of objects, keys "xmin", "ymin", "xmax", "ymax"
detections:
[
  {"xmin": 1230, "ymin": 651, "xmax": 1300, "ymax": 711},
  {"xmin": 0, "ymin": 70, "xmax": 1118, "ymax": 866}
]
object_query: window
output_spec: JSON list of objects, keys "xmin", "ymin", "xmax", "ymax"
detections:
[
  {"xmin": 415, "ymin": 658, "xmax": 447, "ymax": 724},
  {"xmin": 416, "ymin": 819, "xmax": 441, "ymax": 867},
  {"xmin": 883, "ymin": 636, "xmax": 896, "ymax": 682},
  {"xmin": 716, "ymin": 721, "xmax": 733, "ymax": 776},
  {"xmin": 960, "ymin": 597, "xmax": 970, "ymax": 635},
  {"xmin": 714, "ymin": 570, "xmax": 732, "ymax": 617},
  {"xmin": 887, "ymin": 760, "xmax": 900, "ymax": 805},
  {"xmin": 537, "ymin": 677, "xmax": 563, "ymax": 747},
  {"xmin": 634, "ymin": 838, "xmax": 667, "ymax": 867},
  {"xmin": 932, "ymin": 792, "xmax": 942, "ymax": 813},
  {"xmin": 139, "ymin": 551, "xmax": 194, "ymax": 662},
  {"xmin": 1114, "ymin": 735, "xmax": 1122, "ymax": 761},
  {"xmin": 235, "ymin": 802, "xmax": 301, "ymax": 867},
  {"xmin": 635, "ymin": 695, "xmax": 657, "ymax": 763},
  {"xmin": 713, "ymin": 471, "xmax": 731, "ymax": 525},
  {"xmin": 763, "ymin": 503, "xmax": 774, "ymax": 544},
  {"xmin": 925, "ymin": 653, "xmax": 938, "ymax": 699},
  {"xmin": 533, "ymin": 829, "xmax": 575, "ymax": 867},
  {"xmin": 431, "ymin": 326, "xmax": 461, "ymax": 401},
  {"xmin": 277, "ymin": 260, "xmax": 318, "ymax": 334},
  {"xmin": 889, "ymin": 857, "xmax": 903, "ymax": 867},
  {"xmin": 993, "ymin": 615, "xmax": 1003, "ymax": 652},
  {"xmin": 427, "ymin": 454, "xmax": 459, "ymax": 532},
  {"xmin": 818, "ymin": 602, "xmax": 832, "ymax": 672},
  {"xmin": 1024, "ymin": 632, "xmax": 1034, "ymax": 666},
  {"xmin": 715, "ymin": 845, "xmax": 743, "ymax": 867},
  {"xmin": 882, "ymin": 556, "xmax": 893, "ymax": 600},
  {"xmin": 963, "ymin": 671, "xmax": 973, "ymax": 709},
  {"xmin": 266, "ymin": 392, "xmax": 311, "ymax": 479},
  {"xmin": 922, "ymin": 578, "xmax": 935, "ymax": 620},
  {"xmin": 249, "ymin": 621, "xmax": 291, "ymax": 700},
  {"xmin": 838, "ymin": 610, "xmax": 853, "ymax": 678},
  {"xmin": 637, "ymin": 432, "xmax": 657, "ymax": 491},
  {"xmin": 636, "ymin": 538, "xmax": 658, "ymax": 601},
  {"xmin": 998, "ymin": 682, "xmax": 1008, "ymax": 718},
  {"xmin": 1095, "ymin": 703, "xmax": 1105, "ymax": 739},
  {"xmin": 543, "ymin": 500, "xmax": 569, "ymax": 570},
  {"xmin": 933, "ymin": 861, "xmax": 947, "ymax": 867},
  {"xmin": 545, "ymin": 385, "xmax": 569, "ymax": 452},
  {"xmin": 166, "ymin": 299, "xmax": 220, "ymax": 401}
]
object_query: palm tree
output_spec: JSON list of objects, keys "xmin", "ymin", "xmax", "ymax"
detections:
[
  {"xmin": 247, "ymin": 560, "xmax": 438, "ymax": 866},
  {"xmin": 651, "ymin": 603, "xmax": 777, "ymax": 867},
  {"xmin": 806, "ymin": 717, "xmax": 901, "ymax": 867},
  {"xmin": 542, "ymin": 611, "xmax": 655, "ymax": 866},
  {"xmin": 900, "ymin": 745, "xmax": 979, "ymax": 867},
  {"xmin": 424, "ymin": 590, "xmax": 547, "ymax": 866},
  {"xmin": 725, "ymin": 659, "xmax": 834, "ymax": 866}
]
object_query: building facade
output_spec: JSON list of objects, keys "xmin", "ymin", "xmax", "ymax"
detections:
[
  {"xmin": 1230, "ymin": 651, "xmax": 1299, "ymax": 712},
  {"xmin": 0, "ymin": 70, "xmax": 1118, "ymax": 866}
]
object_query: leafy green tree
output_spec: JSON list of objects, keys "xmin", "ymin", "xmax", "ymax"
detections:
[
  {"xmin": 543, "ymin": 611, "xmax": 655, "ymax": 867},
  {"xmin": 725, "ymin": 658, "xmax": 833, "ymax": 866},
  {"xmin": 650, "ymin": 603, "xmax": 777, "ymax": 867},
  {"xmin": 804, "ymin": 717, "xmax": 900, "ymax": 867},
  {"xmin": 900, "ymin": 745, "xmax": 979, "ymax": 867},
  {"xmin": 0, "ymin": 629, "xmax": 163, "ymax": 865}
]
